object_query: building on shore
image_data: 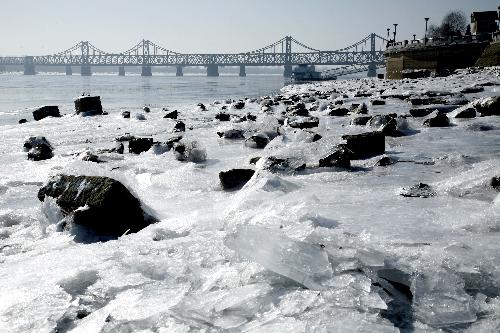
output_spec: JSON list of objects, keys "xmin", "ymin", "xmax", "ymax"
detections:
[{"xmin": 385, "ymin": 8, "xmax": 500, "ymax": 79}]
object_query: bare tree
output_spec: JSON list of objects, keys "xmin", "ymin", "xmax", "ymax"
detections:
[{"xmin": 428, "ymin": 11, "xmax": 468, "ymax": 39}]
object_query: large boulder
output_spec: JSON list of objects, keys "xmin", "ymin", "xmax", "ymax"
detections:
[
  {"xmin": 245, "ymin": 133, "xmax": 270, "ymax": 149},
  {"xmin": 164, "ymin": 110, "xmax": 178, "ymax": 119},
  {"xmin": 33, "ymin": 106, "xmax": 61, "ymax": 121},
  {"xmin": 328, "ymin": 107, "xmax": 349, "ymax": 117},
  {"xmin": 174, "ymin": 121, "xmax": 186, "ymax": 132},
  {"xmin": 217, "ymin": 129, "xmax": 245, "ymax": 139},
  {"xmin": 341, "ymin": 131, "xmax": 385, "ymax": 159},
  {"xmin": 454, "ymin": 107, "xmax": 477, "ymax": 119},
  {"xmin": 423, "ymin": 113, "xmax": 450, "ymax": 127},
  {"xmin": 219, "ymin": 169, "xmax": 255, "ymax": 190},
  {"xmin": 24, "ymin": 136, "xmax": 53, "ymax": 161},
  {"xmin": 471, "ymin": 96, "xmax": 500, "ymax": 116},
  {"xmin": 129, "ymin": 137, "xmax": 154, "ymax": 154},
  {"xmin": 38, "ymin": 175, "xmax": 155, "ymax": 237},
  {"xmin": 318, "ymin": 147, "xmax": 351, "ymax": 169},
  {"xmin": 75, "ymin": 96, "xmax": 103, "ymax": 116},
  {"xmin": 286, "ymin": 103, "xmax": 309, "ymax": 117},
  {"xmin": 215, "ymin": 113, "xmax": 231, "ymax": 122}
]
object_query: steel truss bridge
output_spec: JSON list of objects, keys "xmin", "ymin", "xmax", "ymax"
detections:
[{"xmin": 0, "ymin": 34, "xmax": 388, "ymax": 77}]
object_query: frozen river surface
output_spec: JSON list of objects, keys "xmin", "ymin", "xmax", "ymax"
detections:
[{"xmin": 0, "ymin": 70, "xmax": 500, "ymax": 332}]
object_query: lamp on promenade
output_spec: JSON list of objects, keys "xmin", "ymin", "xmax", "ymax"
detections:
[
  {"xmin": 393, "ymin": 24, "xmax": 398, "ymax": 42},
  {"xmin": 387, "ymin": 28, "xmax": 391, "ymax": 39},
  {"xmin": 425, "ymin": 18, "xmax": 430, "ymax": 44}
]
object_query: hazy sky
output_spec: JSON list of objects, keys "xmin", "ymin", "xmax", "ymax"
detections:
[{"xmin": 1, "ymin": 0, "xmax": 497, "ymax": 55}]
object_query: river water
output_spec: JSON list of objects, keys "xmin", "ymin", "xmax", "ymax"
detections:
[{"xmin": 0, "ymin": 74, "xmax": 287, "ymax": 123}]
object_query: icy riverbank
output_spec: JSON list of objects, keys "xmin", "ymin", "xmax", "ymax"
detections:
[{"xmin": 1, "ymin": 68, "xmax": 500, "ymax": 332}]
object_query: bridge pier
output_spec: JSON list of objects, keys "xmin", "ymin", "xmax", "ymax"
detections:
[
  {"xmin": 141, "ymin": 65, "xmax": 152, "ymax": 76},
  {"xmin": 118, "ymin": 66, "xmax": 125, "ymax": 76},
  {"xmin": 81, "ymin": 65, "xmax": 92, "ymax": 76},
  {"xmin": 0, "ymin": 65, "xmax": 5, "ymax": 73},
  {"xmin": 239, "ymin": 65, "xmax": 246, "ymax": 77},
  {"xmin": 176, "ymin": 65, "xmax": 184, "ymax": 77},
  {"xmin": 367, "ymin": 62, "xmax": 377, "ymax": 78},
  {"xmin": 65, "ymin": 65, "xmax": 73, "ymax": 76},
  {"xmin": 283, "ymin": 64, "xmax": 293, "ymax": 78},
  {"xmin": 24, "ymin": 56, "xmax": 36, "ymax": 75},
  {"xmin": 207, "ymin": 64, "xmax": 219, "ymax": 77}
]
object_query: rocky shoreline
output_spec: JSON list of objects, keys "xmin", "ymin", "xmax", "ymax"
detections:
[{"xmin": 1, "ymin": 68, "xmax": 500, "ymax": 331}]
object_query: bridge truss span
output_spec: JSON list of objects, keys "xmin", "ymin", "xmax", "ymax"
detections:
[{"xmin": 0, "ymin": 33, "xmax": 388, "ymax": 77}]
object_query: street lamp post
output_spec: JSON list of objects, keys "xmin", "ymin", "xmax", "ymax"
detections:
[
  {"xmin": 425, "ymin": 18, "xmax": 430, "ymax": 44},
  {"xmin": 387, "ymin": 28, "xmax": 391, "ymax": 40},
  {"xmin": 393, "ymin": 24, "xmax": 398, "ymax": 42}
]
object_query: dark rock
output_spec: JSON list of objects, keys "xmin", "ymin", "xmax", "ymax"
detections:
[
  {"xmin": 219, "ymin": 169, "xmax": 255, "ymax": 190},
  {"xmin": 75, "ymin": 96, "xmax": 103, "ymax": 116},
  {"xmin": 135, "ymin": 113, "xmax": 146, "ymax": 121},
  {"xmin": 454, "ymin": 107, "xmax": 476, "ymax": 119},
  {"xmin": 261, "ymin": 156, "xmax": 306, "ymax": 174},
  {"xmin": 128, "ymin": 138, "xmax": 154, "ymax": 154},
  {"xmin": 341, "ymin": 131, "xmax": 385, "ymax": 159},
  {"xmin": 37, "ymin": 175, "xmax": 155, "ymax": 237},
  {"xmin": 371, "ymin": 100, "xmax": 386, "ymax": 106},
  {"xmin": 351, "ymin": 116, "xmax": 372, "ymax": 126},
  {"xmin": 461, "ymin": 86, "xmax": 484, "ymax": 94},
  {"xmin": 232, "ymin": 101, "xmax": 245, "ymax": 110},
  {"xmin": 423, "ymin": 113, "xmax": 450, "ymax": 127},
  {"xmin": 165, "ymin": 135, "xmax": 183, "ymax": 148},
  {"xmin": 491, "ymin": 177, "xmax": 500, "ymax": 190},
  {"xmin": 163, "ymin": 110, "xmax": 178, "ymax": 119},
  {"xmin": 217, "ymin": 129, "xmax": 245, "ymax": 139},
  {"xmin": 288, "ymin": 117, "xmax": 319, "ymax": 129},
  {"xmin": 28, "ymin": 145, "xmax": 54, "ymax": 161},
  {"xmin": 329, "ymin": 107, "xmax": 350, "ymax": 117},
  {"xmin": 334, "ymin": 100, "xmax": 344, "ymax": 105},
  {"xmin": 174, "ymin": 121, "xmax": 186, "ymax": 132},
  {"xmin": 376, "ymin": 156, "xmax": 397, "ymax": 167},
  {"xmin": 249, "ymin": 157, "xmax": 261, "ymax": 165},
  {"xmin": 286, "ymin": 103, "xmax": 309, "ymax": 117},
  {"xmin": 143, "ymin": 106, "xmax": 150, "ymax": 113},
  {"xmin": 245, "ymin": 133, "xmax": 270, "ymax": 149},
  {"xmin": 472, "ymin": 96, "xmax": 500, "ymax": 116},
  {"xmin": 400, "ymin": 183, "xmax": 436, "ymax": 198},
  {"xmin": 33, "ymin": 106, "xmax": 61, "ymax": 121},
  {"xmin": 319, "ymin": 147, "xmax": 351, "ymax": 169},
  {"xmin": 215, "ymin": 113, "xmax": 231, "ymax": 122},
  {"xmin": 310, "ymin": 132, "xmax": 323, "ymax": 142},
  {"xmin": 381, "ymin": 118, "xmax": 404, "ymax": 137},
  {"xmin": 197, "ymin": 103, "xmax": 207, "ymax": 111},
  {"xmin": 18, "ymin": 119, "xmax": 28, "ymax": 124},
  {"xmin": 246, "ymin": 113, "xmax": 257, "ymax": 121},
  {"xmin": 121, "ymin": 111, "xmax": 130, "ymax": 119},
  {"xmin": 410, "ymin": 108, "xmax": 436, "ymax": 118},
  {"xmin": 24, "ymin": 136, "xmax": 54, "ymax": 161},
  {"xmin": 352, "ymin": 103, "xmax": 368, "ymax": 114}
]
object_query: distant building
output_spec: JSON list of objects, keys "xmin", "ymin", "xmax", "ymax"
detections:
[{"xmin": 471, "ymin": 11, "xmax": 499, "ymax": 34}]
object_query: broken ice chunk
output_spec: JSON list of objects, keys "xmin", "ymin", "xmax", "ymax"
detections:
[
  {"xmin": 225, "ymin": 225, "xmax": 333, "ymax": 290},
  {"xmin": 412, "ymin": 271, "xmax": 477, "ymax": 328}
]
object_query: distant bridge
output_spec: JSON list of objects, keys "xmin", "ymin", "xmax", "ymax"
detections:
[{"xmin": 0, "ymin": 34, "xmax": 388, "ymax": 77}]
